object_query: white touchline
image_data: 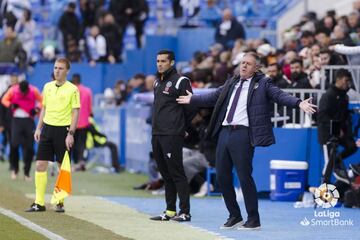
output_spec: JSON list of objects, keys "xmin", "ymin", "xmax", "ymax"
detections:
[{"xmin": 0, "ymin": 207, "xmax": 66, "ymax": 240}]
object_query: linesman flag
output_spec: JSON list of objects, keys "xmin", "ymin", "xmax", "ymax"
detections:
[{"xmin": 51, "ymin": 151, "xmax": 72, "ymax": 204}]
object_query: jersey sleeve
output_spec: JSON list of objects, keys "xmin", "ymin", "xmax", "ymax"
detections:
[{"xmin": 71, "ymin": 87, "xmax": 81, "ymax": 109}]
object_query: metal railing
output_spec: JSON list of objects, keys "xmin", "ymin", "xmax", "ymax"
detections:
[{"xmin": 272, "ymin": 89, "xmax": 325, "ymax": 127}]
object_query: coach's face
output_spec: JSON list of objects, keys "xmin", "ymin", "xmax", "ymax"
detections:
[
  {"xmin": 157, "ymin": 54, "xmax": 174, "ymax": 74},
  {"xmin": 53, "ymin": 61, "xmax": 68, "ymax": 81},
  {"xmin": 240, "ymin": 55, "xmax": 257, "ymax": 79}
]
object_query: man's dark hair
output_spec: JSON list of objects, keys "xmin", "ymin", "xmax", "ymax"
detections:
[
  {"xmin": 335, "ymin": 68, "xmax": 351, "ymax": 81},
  {"xmin": 68, "ymin": 2, "xmax": 76, "ymax": 9},
  {"xmin": 72, "ymin": 73, "xmax": 81, "ymax": 84},
  {"xmin": 133, "ymin": 73, "xmax": 146, "ymax": 80},
  {"xmin": 315, "ymin": 28, "xmax": 331, "ymax": 37},
  {"xmin": 157, "ymin": 50, "xmax": 175, "ymax": 61},
  {"xmin": 300, "ymin": 30, "xmax": 314, "ymax": 39},
  {"xmin": 19, "ymin": 81, "xmax": 29, "ymax": 93},
  {"xmin": 268, "ymin": 63, "xmax": 280, "ymax": 70},
  {"xmin": 319, "ymin": 48, "xmax": 331, "ymax": 55},
  {"xmin": 290, "ymin": 58, "xmax": 303, "ymax": 67}
]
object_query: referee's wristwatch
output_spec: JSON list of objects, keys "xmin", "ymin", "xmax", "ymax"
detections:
[{"xmin": 68, "ymin": 130, "xmax": 74, "ymax": 136}]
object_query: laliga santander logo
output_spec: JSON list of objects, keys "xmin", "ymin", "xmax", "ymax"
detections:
[{"xmin": 314, "ymin": 183, "xmax": 339, "ymax": 208}]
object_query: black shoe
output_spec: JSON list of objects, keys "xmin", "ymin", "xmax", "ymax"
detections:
[
  {"xmin": 237, "ymin": 221, "xmax": 261, "ymax": 230},
  {"xmin": 133, "ymin": 183, "xmax": 148, "ymax": 190},
  {"xmin": 25, "ymin": 203, "xmax": 46, "ymax": 212},
  {"xmin": 150, "ymin": 212, "xmax": 174, "ymax": 221},
  {"xmin": 55, "ymin": 203, "xmax": 65, "ymax": 213},
  {"xmin": 220, "ymin": 217, "xmax": 244, "ymax": 229},
  {"xmin": 350, "ymin": 164, "xmax": 360, "ymax": 176},
  {"xmin": 171, "ymin": 213, "xmax": 191, "ymax": 222},
  {"xmin": 333, "ymin": 168, "xmax": 350, "ymax": 184}
]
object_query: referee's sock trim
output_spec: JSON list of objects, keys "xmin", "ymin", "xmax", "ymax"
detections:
[{"xmin": 165, "ymin": 210, "xmax": 176, "ymax": 217}]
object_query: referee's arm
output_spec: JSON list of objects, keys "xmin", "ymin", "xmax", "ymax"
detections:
[
  {"xmin": 65, "ymin": 108, "xmax": 80, "ymax": 150},
  {"xmin": 34, "ymin": 107, "xmax": 46, "ymax": 142}
]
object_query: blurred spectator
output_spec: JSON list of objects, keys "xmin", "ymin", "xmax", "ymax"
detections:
[
  {"xmin": 171, "ymin": 0, "xmax": 183, "ymax": 18},
  {"xmin": 58, "ymin": 2, "xmax": 82, "ymax": 60},
  {"xmin": 71, "ymin": 74, "xmax": 92, "ymax": 171},
  {"xmin": 282, "ymin": 30, "xmax": 298, "ymax": 52},
  {"xmin": 310, "ymin": 43, "xmax": 321, "ymax": 58},
  {"xmin": 100, "ymin": 13, "xmax": 122, "ymax": 63},
  {"xmin": 14, "ymin": 9, "xmax": 35, "ymax": 62},
  {"xmin": 180, "ymin": 0, "xmax": 200, "ymax": 26},
  {"xmin": 315, "ymin": 28, "xmax": 332, "ymax": 48},
  {"xmin": 79, "ymin": 0, "xmax": 104, "ymax": 30},
  {"xmin": 256, "ymin": 43, "xmax": 276, "ymax": 67},
  {"xmin": 348, "ymin": 12, "xmax": 360, "ymax": 44},
  {"xmin": 85, "ymin": 25, "xmax": 107, "ymax": 65},
  {"xmin": 144, "ymin": 74, "xmax": 156, "ymax": 92},
  {"xmin": 109, "ymin": 0, "xmax": 149, "ymax": 49},
  {"xmin": 86, "ymin": 116, "xmax": 122, "ymax": 173},
  {"xmin": 213, "ymin": 50, "xmax": 232, "ymax": 87},
  {"xmin": 0, "ymin": 73, "xmax": 19, "ymax": 162},
  {"xmin": 1, "ymin": 80, "xmax": 42, "ymax": 181},
  {"xmin": 307, "ymin": 55, "xmax": 322, "ymax": 88},
  {"xmin": 321, "ymin": 14, "xmax": 337, "ymax": 32},
  {"xmin": 126, "ymin": 73, "xmax": 146, "ymax": 100},
  {"xmin": 198, "ymin": 0, "xmax": 221, "ymax": 27},
  {"xmin": 215, "ymin": 8, "xmax": 245, "ymax": 49},
  {"xmin": 332, "ymin": 24, "xmax": 355, "ymax": 46},
  {"xmin": 209, "ymin": 43, "xmax": 223, "ymax": 62},
  {"xmin": 299, "ymin": 12, "xmax": 316, "ymax": 33},
  {"xmin": 289, "ymin": 59, "xmax": 311, "ymax": 89},
  {"xmin": 267, "ymin": 63, "xmax": 290, "ymax": 89},
  {"xmin": 101, "ymin": 87, "xmax": 116, "ymax": 107},
  {"xmin": 299, "ymin": 31, "xmax": 315, "ymax": 49},
  {"xmin": 2, "ymin": 0, "xmax": 30, "ymax": 20},
  {"xmin": 281, "ymin": 50, "xmax": 298, "ymax": 79},
  {"xmin": 40, "ymin": 43, "xmax": 58, "ymax": 62},
  {"xmin": 0, "ymin": 26, "xmax": 26, "ymax": 69},
  {"xmin": 113, "ymin": 80, "xmax": 127, "ymax": 106}
]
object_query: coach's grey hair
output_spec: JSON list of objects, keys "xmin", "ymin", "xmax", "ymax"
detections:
[{"xmin": 243, "ymin": 52, "xmax": 261, "ymax": 68}]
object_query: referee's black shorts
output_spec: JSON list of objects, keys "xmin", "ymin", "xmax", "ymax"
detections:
[{"xmin": 36, "ymin": 124, "xmax": 69, "ymax": 163}]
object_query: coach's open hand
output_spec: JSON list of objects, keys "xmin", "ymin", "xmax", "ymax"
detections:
[
  {"xmin": 299, "ymin": 97, "xmax": 317, "ymax": 114},
  {"xmin": 176, "ymin": 90, "xmax": 192, "ymax": 104}
]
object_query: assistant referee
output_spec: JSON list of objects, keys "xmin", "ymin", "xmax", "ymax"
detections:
[{"xmin": 26, "ymin": 58, "xmax": 80, "ymax": 213}]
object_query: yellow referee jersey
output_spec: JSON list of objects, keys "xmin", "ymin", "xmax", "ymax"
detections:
[{"xmin": 42, "ymin": 81, "xmax": 80, "ymax": 126}]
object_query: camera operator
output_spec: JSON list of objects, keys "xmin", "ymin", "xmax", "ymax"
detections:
[{"xmin": 317, "ymin": 69, "xmax": 358, "ymax": 184}]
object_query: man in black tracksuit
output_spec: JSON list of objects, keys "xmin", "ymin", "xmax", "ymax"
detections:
[
  {"xmin": 150, "ymin": 50, "xmax": 195, "ymax": 222},
  {"xmin": 318, "ymin": 69, "xmax": 358, "ymax": 184}
]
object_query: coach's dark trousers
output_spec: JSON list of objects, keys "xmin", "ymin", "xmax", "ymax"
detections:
[
  {"xmin": 152, "ymin": 135, "xmax": 190, "ymax": 214},
  {"xmin": 216, "ymin": 126, "xmax": 260, "ymax": 224}
]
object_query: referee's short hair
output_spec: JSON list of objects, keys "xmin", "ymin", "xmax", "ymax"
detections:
[
  {"xmin": 157, "ymin": 49, "xmax": 175, "ymax": 62},
  {"xmin": 55, "ymin": 57, "xmax": 71, "ymax": 70}
]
